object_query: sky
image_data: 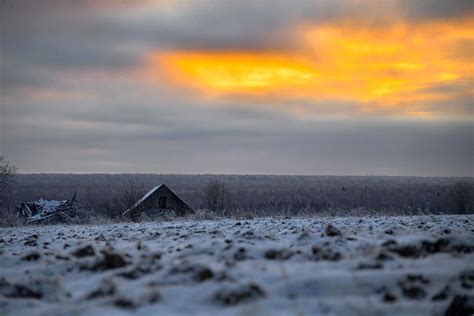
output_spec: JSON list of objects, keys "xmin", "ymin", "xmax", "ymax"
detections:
[{"xmin": 1, "ymin": 0, "xmax": 473, "ymax": 176}]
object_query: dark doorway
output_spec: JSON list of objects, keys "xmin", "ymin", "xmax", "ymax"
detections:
[{"xmin": 158, "ymin": 196, "xmax": 167, "ymax": 209}]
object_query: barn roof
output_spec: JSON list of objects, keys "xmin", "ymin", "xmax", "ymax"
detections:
[{"xmin": 124, "ymin": 184, "xmax": 163, "ymax": 215}]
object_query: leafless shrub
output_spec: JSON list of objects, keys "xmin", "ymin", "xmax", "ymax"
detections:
[
  {"xmin": 203, "ymin": 180, "xmax": 231, "ymax": 215},
  {"xmin": 120, "ymin": 180, "xmax": 147, "ymax": 211},
  {"xmin": 0, "ymin": 157, "xmax": 18, "ymax": 226},
  {"xmin": 451, "ymin": 181, "xmax": 471, "ymax": 214},
  {"xmin": 112, "ymin": 180, "xmax": 146, "ymax": 217},
  {"xmin": 119, "ymin": 180, "xmax": 147, "ymax": 221}
]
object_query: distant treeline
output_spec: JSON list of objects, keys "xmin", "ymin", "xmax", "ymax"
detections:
[{"xmin": 12, "ymin": 174, "xmax": 473, "ymax": 216}]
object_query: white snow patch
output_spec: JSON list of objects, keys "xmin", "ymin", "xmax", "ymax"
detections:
[{"xmin": 0, "ymin": 215, "xmax": 473, "ymax": 315}]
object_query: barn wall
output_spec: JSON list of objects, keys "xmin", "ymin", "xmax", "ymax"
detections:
[{"xmin": 139, "ymin": 186, "xmax": 191, "ymax": 215}]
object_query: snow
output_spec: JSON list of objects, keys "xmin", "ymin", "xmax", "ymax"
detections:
[
  {"xmin": 0, "ymin": 215, "xmax": 473, "ymax": 315},
  {"xmin": 123, "ymin": 185, "xmax": 163, "ymax": 215},
  {"xmin": 36, "ymin": 199, "xmax": 66, "ymax": 211}
]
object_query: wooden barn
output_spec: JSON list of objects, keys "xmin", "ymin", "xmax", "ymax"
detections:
[{"xmin": 122, "ymin": 184, "xmax": 193, "ymax": 218}]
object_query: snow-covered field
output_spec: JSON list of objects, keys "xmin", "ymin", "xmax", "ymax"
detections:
[{"xmin": 1, "ymin": 215, "xmax": 473, "ymax": 315}]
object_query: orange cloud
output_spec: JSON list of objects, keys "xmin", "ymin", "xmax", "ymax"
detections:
[
  {"xmin": 149, "ymin": 18, "xmax": 474, "ymax": 118},
  {"xmin": 155, "ymin": 52, "xmax": 316, "ymax": 93}
]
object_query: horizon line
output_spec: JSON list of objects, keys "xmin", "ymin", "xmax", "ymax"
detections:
[{"xmin": 15, "ymin": 172, "xmax": 473, "ymax": 179}]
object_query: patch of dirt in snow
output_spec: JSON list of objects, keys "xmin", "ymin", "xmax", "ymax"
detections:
[{"xmin": 0, "ymin": 215, "xmax": 473, "ymax": 315}]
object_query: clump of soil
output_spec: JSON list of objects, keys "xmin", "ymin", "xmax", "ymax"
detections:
[
  {"xmin": 356, "ymin": 261, "xmax": 383, "ymax": 270},
  {"xmin": 22, "ymin": 252, "xmax": 41, "ymax": 261},
  {"xmin": 4, "ymin": 283, "xmax": 42, "ymax": 299},
  {"xmin": 460, "ymin": 270, "xmax": 474, "ymax": 290},
  {"xmin": 82, "ymin": 247, "xmax": 128, "ymax": 271},
  {"xmin": 431, "ymin": 286, "xmax": 449, "ymax": 301},
  {"xmin": 193, "ymin": 267, "xmax": 214, "ymax": 282},
  {"xmin": 86, "ymin": 278, "xmax": 116, "ymax": 300},
  {"xmin": 444, "ymin": 295, "xmax": 474, "ymax": 316},
  {"xmin": 95, "ymin": 252, "xmax": 128, "ymax": 271},
  {"xmin": 214, "ymin": 283, "xmax": 265, "ymax": 306},
  {"xmin": 24, "ymin": 238, "xmax": 38, "ymax": 247},
  {"xmin": 382, "ymin": 291, "xmax": 397, "ymax": 303},
  {"xmin": 325, "ymin": 224, "xmax": 342, "ymax": 237},
  {"xmin": 386, "ymin": 243, "xmax": 420, "ymax": 258},
  {"xmin": 113, "ymin": 287, "xmax": 161, "ymax": 309},
  {"xmin": 114, "ymin": 297, "xmax": 136, "ymax": 309},
  {"xmin": 398, "ymin": 274, "xmax": 429, "ymax": 300},
  {"xmin": 383, "ymin": 237, "xmax": 474, "ymax": 258},
  {"xmin": 311, "ymin": 245, "xmax": 342, "ymax": 261},
  {"xmin": 233, "ymin": 247, "xmax": 248, "ymax": 261},
  {"xmin": 71, "ymin": 245, "xmax": 95, "ymax": 258},
  {"xmin": 264, "ymin": 249, "xmax": 293, "ymax": 260}
]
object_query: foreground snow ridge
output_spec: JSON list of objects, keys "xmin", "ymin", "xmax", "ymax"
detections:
[{"xmin": 1, "ymin": 215, "xmax": 473, "ymax": 315}]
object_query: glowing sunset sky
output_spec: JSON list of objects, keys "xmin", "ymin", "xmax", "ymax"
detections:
[{"xmin": 1, "ymin": 0, "xmax": 473, "ymax": 175}]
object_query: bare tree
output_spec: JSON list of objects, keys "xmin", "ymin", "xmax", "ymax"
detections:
[
  {"xmin": 98, "ymin": 180, "xmax": 146, "ymax": 220},
  {"xmin": 120, "ymin": 180, "xmax": 147, "ymax": 221},
  {"xmin": 203, "ymin": 180, "xmax": 231, "ymax": 214},
  {"xmin": 0, "ymin": 157, "xmax": 18, "ymax": 224},
  {"xmin": 451, "ymin": 181, "xmax": 471, "ymax": 214}
]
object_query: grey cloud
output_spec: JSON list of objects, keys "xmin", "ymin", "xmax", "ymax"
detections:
[
  {"xmin": 420, "ymin": 81, "xmax": 472, "ymax": 95},
  {"xmin": 2, "ymin": 78, "xmax": 473, "ymax": 176},
  {"xmin": 3, "ymin": 109, "xmax": 473, "ymax": 176},
  {"xmin": 412, "ymin": 81, "xmax": 473, "ymax": 116},
  {"xmin": 399, "ymin": 0, "xmax": 474, "ymax": 20}
]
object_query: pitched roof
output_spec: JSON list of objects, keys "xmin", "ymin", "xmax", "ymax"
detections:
[{"xmin": 123, "ymin": 184, "xmax": 163, "ymax": 215}]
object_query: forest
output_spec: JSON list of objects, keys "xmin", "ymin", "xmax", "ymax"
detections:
[{"xmin": 6, "ymin": 174, "xmax": 473, "ymax": 223}]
